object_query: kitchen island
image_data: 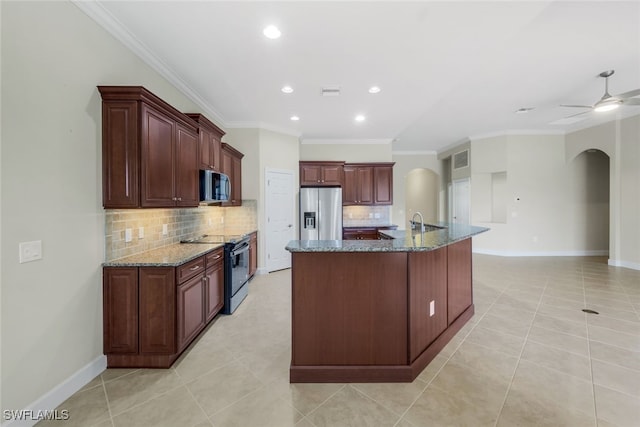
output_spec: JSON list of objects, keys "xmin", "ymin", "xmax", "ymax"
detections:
[{"xmin": 285, "ymin": 223, "xmax": 488, "ymax": 383}]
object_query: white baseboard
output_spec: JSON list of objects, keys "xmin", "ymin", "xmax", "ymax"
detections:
[
  {"xmin": 608, "ymin": 259, "xmax": 640, "ymax": 271},
  {"xmin": 473, "ymin": 248, "xmax": 610, "ymax": 257},
  {"xmin": 2, "ymin": 355, "xmax": 107, "ymax": 427},
  {"xmin": 256, "ymin": 267, "xmax": 270, "ymax": 275}
]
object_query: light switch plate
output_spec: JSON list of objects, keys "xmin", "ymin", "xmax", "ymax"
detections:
[
  {"xmin": 162, "ymin": 224, "xmax": 168, "ymax": 235},
  {"xmin": 429, "ymin": 300, "xmax": 435, "ymax": 317},
  {"xmin": 138, "ymin": 227, "xmax": 144, "ymax": 239},
  {"xmin": 124, "ymin": 228, "xmax": 132, "ymax": 243},
  {"xmin": 19, "ymin": 240, "xmax": 42, "ymax": 263}
]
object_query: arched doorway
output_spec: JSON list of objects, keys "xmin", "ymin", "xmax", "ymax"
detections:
[
  {"xmin": 405, "ymin": 168, "xmax": 439, "ymax": 226},
  {"xmin": 569, "ymin": 149, "xmax": 610, "ymax": 256}
]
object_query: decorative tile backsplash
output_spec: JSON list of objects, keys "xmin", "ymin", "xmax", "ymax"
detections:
[
  {"xmin": 105, "ymin": 200, "xmax": 257, "ymax": 261},
  {"xmin": 342, "ymin": 205, "xmax": 392, "ymax": 227}
]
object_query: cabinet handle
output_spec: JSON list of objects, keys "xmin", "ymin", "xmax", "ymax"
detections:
[
  {"xmin": 211, "ymin": 255, "xmax": 221, "ymax": 260},
  {"xmin": 189, "ymin": 265, "xmax": 200, "ymax": 271},
  {"xmin": 178, "ymin": 197, "xmax": 182, "ymax": 201},
  {"xmin": 172, "ymin": 197, "xmax": 177, "ymax": 201}
]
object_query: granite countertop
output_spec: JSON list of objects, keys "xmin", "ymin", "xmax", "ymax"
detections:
[
  {"xmin": 103, "ymin": 243, "xmax": 224, "ymax": 267},
  {"xmin": 286, "ymin": 222, "xmax": 489, "ymax": 253}
]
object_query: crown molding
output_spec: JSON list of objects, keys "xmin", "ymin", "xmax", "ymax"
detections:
[
  {"xmin": 469, "ymin": 129, "xmax": 566, "ymax": 141},
  {"xmin": 224, "ymin": 121, "xmax": 302, "ymax": 138},
  {"xmin": 72, "ymin": 0, "xmax": 227, "ymax": 127},
  {"xmin": 301, "ymin": 138, "xmax": 393, "ymax": 145},
  {"xmin": 392, "ymin": 150, "xmax": 438, "ymax": 156}
]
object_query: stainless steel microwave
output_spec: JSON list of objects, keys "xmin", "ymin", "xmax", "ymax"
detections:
[{"xmin": 199, "ymin": 170, "xmax": 230, "ymax": 203}]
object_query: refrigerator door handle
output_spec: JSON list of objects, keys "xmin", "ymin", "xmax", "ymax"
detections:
[{"xmin": 317, "ymin": 198, "xmax": 321, "ymax": 238}]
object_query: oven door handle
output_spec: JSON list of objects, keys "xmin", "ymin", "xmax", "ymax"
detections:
[{"xmin": 231, "ymin": 242, "xmax": 250, "ymax": 256}]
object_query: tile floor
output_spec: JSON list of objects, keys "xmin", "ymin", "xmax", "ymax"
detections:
[{"xmin": 38, "ymin": 255, "xmax": 640, "ymax": 426}]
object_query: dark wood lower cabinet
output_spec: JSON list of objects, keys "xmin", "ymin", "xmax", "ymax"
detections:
[
  {"xmin": 447, "ymin": 238, "xmax": 472, "ymax": 324},
  {"xmin": 177, "ymin": 273, "xmax": 206, "ymax": 353},
  {"xmin": 103, "ymin": 247, "xmax": 224, "ymax": 368}
]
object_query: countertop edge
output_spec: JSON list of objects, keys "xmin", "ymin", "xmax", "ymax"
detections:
[{"xmin": 103, "ymin": 243, "xmax": 225, "ymax": 267}]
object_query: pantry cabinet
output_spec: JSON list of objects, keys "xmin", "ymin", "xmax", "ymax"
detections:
[{"xmin": 99, "ymin": 86, "xmax": 199, "ymax": 208}]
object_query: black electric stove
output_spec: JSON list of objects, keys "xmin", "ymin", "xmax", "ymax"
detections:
[{"xmin": 180, "ymin": 234, "xmax": 250, "ymax": 314}]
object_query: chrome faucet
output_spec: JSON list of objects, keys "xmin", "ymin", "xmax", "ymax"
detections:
[{"xmin": 411, "ymin": 211, "xmax": 425, "ymax": 232}]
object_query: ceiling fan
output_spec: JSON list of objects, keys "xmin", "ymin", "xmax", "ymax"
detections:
[{"xmin": 561, "ymin": 70, "xmax": 640, "ymax": 116}]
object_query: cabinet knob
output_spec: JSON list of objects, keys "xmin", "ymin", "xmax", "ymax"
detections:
[{"xmin": 178, "ymin": 197, "xmax": 182, "ymax": 201}]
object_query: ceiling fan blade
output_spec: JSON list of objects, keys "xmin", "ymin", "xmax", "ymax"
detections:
[
  {"xmin": 623, "ymin": 98, "xmax": 640, "ymax": 105},
  {"xmin": 615, "ymin": 88, "xmax": 640, "ymax": 99},
  {"xmin": 565, "ymin": 110, "xmax": 591, "ymax": 118},
  {"xmin": 560, "ymin": 104, "xmax": 593, "ymax": 109}
]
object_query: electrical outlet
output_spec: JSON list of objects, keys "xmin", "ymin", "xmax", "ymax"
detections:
[
  {"xmin": 19, "ymin": 240, "xmax": 42, "ymax": 264},
  {"xmin": 368, "ymin": 213, "xmax": 373, "ymax": 218},
  {"xmin": 221, "ymin": 217, "xmax": 224, "ymax": 224},
  {"xmin": 138, "ymin": 227, "xmax": 144, "ymax": 239},
  {"xmin": 208, "ymin": 218, "xmax": 212, "ymax": 226},
  {"xmin": 124, "ymin": 228, "xmax": 132, "ymax": 242},
  {"xmin": 429, "ymin": 300, "xmax": 435, "ymax": 317},
  {"xmin": 374, "ymin": 213, "xmax": 381, "ymax": 219},
  {"xmin": 162, "ymin": 224, "xmax": 168, "ymax": 236}
]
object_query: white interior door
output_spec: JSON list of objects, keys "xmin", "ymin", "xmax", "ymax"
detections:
[
  {"xmin": 265, "ymin": 169, "xmax": 295, "ymax": 272},
  {"xmin": 452, "ymin": 178, "xmax": 470, "ymax": 225}
]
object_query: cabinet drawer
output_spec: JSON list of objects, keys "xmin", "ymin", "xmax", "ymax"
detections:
[
  {"xmin": 206, "ymin": 248, "xmax": 224, "ymax": 269},
  {"xmin": 177, "ymin": 256, "xmax": 206, "ymax": 283}
]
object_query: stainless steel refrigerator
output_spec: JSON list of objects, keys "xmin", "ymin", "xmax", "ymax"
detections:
[{"xmin": 300, "ymin": 187, "xmax": 343, "ymax": 240}]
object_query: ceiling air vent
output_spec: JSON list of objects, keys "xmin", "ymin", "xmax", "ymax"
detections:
[
  {"xmin": 321, "ymin": 86, "xmax": 341, "ymax": 97},
  {"xmin": 453, "ymin": 149, "xmax": 469, "ymax": 170}
]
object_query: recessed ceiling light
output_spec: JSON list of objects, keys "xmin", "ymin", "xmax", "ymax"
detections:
[
  {"xmin": 368, "ymin": 86, "xmax": 381, "ymax": 94},
  {"xmin": 263, "ymin": 25, "xmax": 281, "ymax": 39},
  {"xmin": 290, "ymin": 116, "xmax": 300, "ymax": 121},
  {"xmin": 281, "ymin": 85, "xmax": 294, "ymax": 94},
  {"xmin": 355, "ymin": 115, "xmax": 366, "ymax": 122}
]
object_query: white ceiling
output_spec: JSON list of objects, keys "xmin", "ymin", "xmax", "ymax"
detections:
[{"xmin": 76, "ymin": 1, "xmax": 640, "ymax": 152}]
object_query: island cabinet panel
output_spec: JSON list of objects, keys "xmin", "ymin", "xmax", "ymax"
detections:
[
  {"xmin": 408, "ymin": 248, "xmax": 448, "ymax": 362},
  {"xmin": 292, "ymin": 252, "xmax": 408, "ymax": 367},
  {"xmin": 139, "ymin": 267, "xmax": 175, "ymax": 354},
  {"xmin": 103, "ymin": 268, "xmax": 138, "ymax": 354},
  {"xmin": 447, "ymin": 238, "xmax": 473, "ymax": 324}
]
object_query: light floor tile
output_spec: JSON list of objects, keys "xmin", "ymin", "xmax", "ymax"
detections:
[
  {"xmin": 104, "ymin": 369, "xmax": 183, "ymax": 416},
  {"xmin": 591, "ymin": 359, "xmax": 640, "ymax": 397},
  {"xmin": 526, "ymin": 324, "xmax": 590, "ymax": 356},
  {"xmin": 36, "ymin": 386, "xmax": 110, "ymax": 427},
  {"xmin": 589, "ymin": 340, "xmax": 640, "ymax": 372},
  {"xmin": 594, "ymin": 385, "xmax": 640, "ymax": 427},
  {"xmin": 306, "ymin": 385, "xmax": 400, "ymax": 427},
  {"xmin": 520, "ymin": 340, "xmax": 592, "ymax": 381},
  {"xmin": 352, "ymin": 381, "xmax": 426, "ymax": 416}
]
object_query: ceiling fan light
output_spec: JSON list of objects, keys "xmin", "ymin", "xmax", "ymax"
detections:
[{"xmin": 594, "ymin": 102, "xmax": 620, "ymax": 112}]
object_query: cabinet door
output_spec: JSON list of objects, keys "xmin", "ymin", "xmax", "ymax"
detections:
[
  {"xmin": 103, "ymin": 268, "xmax": 138, "ymax": 354},
  {"xmin": 175, "ymin": 123, "xmax": 199, "ymax": 207},
  {"xmin": 230, "ymin": 154, "xmax": 242, "ymax": 206},
  {"xmin": 342, "ymin": 166, "xmax": 358, "ymax": 205},
  {"xmin": 205, "ymin": 262, "xmax": 224, "ymax": 322},
  {"xmin": 198, "ymin": 129, "xmax": 213, "ymax": 170},
  {"xmin": 102, "ymin": 101, "xmax": 139, "ymax": 208},
  {"xmin": 141, "ymin": 105, "xmax": 176, "ymax": 207},
  {"xmin": 447, "ymin": 238, "xmax": 472, "ymax": 324},
  {"xmin": 374, "ymin": 166, "xmax": 393, "ymax": 205},
  {"xmin": 177, "ymin": 273, "xmax": 206, "ymax": 352},
  {"xmin": 408, "ymin": 248, "xmax": 448, "ymax": 362},
  {"xmin": 357, "ymin": 167, "xmax": 374, "ymax": 205},
  {"xmin": 300, "ymin": 164, "xmax": 322, "ymax": 185},
  {"xmin": 211, "ymin": 134, "xmax": 222, "ymax": 172},
  {"xmin": 249, "ymin": 232, "xmax": 257, "ymax": 277},
  {"xmin": 139, "ymin": 267, "xmax": 175, "ymax": 354},
  {"xmin": 321, "ymin": 165, "xmax": 343, "ymax": 186}
]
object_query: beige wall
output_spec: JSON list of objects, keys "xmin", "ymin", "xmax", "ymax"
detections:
[
  {"xmin": 470, "ymin": 132, "xmax": 626, "ymax": 261},
  {"xmin": 300, "ymin": 143, "xmax": 392, "ymax": 162},
  {"xmin": 566, "ymin": 116, "xmax": 640, "ymax": 269},
  {"xmin": 0, "ymin": 0, "xmax": 207, "ymax": 412},
  {"xmin": 391, "ymin": 153, "xmax": 441, "ymax": 228}
]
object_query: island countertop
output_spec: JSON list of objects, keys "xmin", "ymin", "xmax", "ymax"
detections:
[{"xmin": 286, "ymin": 222, "xmax": 488, "ymax": 253}]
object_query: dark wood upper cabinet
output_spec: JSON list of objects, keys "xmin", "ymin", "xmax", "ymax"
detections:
[
  {"xmin": 343, "ymin": 164, "xmax": 374, "ymax": 205},
  {"xmin": 299, "ymin": 161, "xmax": 345, "ymax": 186},
  {"xmin": 373, "ymin": 164, "xmax": 394, "ymax": 205},
  {"xmin": 186, "ymin": 113, "xmax": 225, "ymax": 172},
  {"xmin": 221, "ymin": 143, "xmax": 244, "ymax": 206},
  {"xmin": 99, "ymin": 86, "xmax": 199, "ymax": 208}
]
